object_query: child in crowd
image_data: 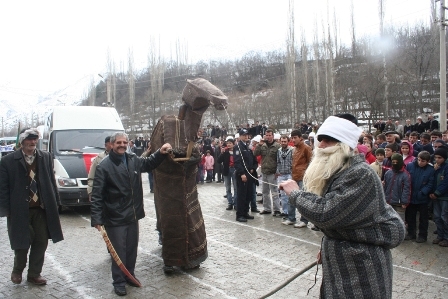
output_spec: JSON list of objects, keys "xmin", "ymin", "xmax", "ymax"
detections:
[
  {"xmin": 383, "ymin": 153, "xmax": 411, "ymax": 213},
  {"xmin": 429, "ymin": 147, "xmax": 448, "ymax": 247},
  {"xmin": 370, "ymin": 148, "xmax": 385, "ymax": 178},
  {"xmin": 400, "ymin": 140, "xmax": 415, "ymax": 165},
  {"xmin": 204, "ymin": 150, "xmax": 215, "ymax": 183},
  {"xmin": 405, "ymin": 151, "xmax": 434, "ymax": 242},
  {"xmin": 197, "ymin": 153, "xmax": 205, "ymax": 184},
  {"xmin": 382, "ymin": 143, "xmax": 400, "ymax": 180}
]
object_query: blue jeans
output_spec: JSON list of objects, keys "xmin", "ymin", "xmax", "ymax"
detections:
[
  {"xmin": 433, "ymin": 199, "xmax": 448, "ymax": 240},
  {"xmin": 206, "ymin": 170, "xmax": 213, "ymax": 181},
  {"xmin": 224, "ymin": 167, "xmax": 237, "ymax": 206},
  {"xmin": 148, "ymin": 171, "xmax": 154, "ymax": 191},
  {"xmin": 197, "ymin": 165, "xmax": 204, "ymax": 183},
  {"xmin": 277, "ymin": 174, "xmax": 292, "ymax": 214},
  {"xmin": 288, "ymin": 181, "xmax": 306, "ymax": 222}
]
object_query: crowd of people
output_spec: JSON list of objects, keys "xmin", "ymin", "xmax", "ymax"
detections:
[
  {"xmin": 196, "ymin": 115, "xmax": 447, "ymax": 249},
  {"xmin": 2, "ymin": 113, "xmax": 445, "ymax": 298}
]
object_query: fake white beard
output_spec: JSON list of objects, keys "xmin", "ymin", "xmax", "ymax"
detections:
[{"xmin": 303, "ymin": 143, "xmax": 352, "ymax": 196}]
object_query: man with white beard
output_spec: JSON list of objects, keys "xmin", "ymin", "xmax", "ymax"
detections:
[{"xmin": 280, "ymin": 114, "xmax": 406, "ymax": 299}]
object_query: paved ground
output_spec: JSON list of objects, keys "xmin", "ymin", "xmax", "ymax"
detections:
[{"xmin": 1, "ymin": 177, "xmax": 448, "ymax": 299}]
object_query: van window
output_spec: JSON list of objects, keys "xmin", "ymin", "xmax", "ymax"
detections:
[{"xmin": 53, "ymin": 130, "xmax": 117, "ymax": 154}]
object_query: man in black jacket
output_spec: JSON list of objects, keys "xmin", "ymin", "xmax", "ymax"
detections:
[
  {"xmin": 91, "ymin": 132, "xmax": 171, "ymax": 296},
  {"xmin": 234, "ymin": 129, "xmax": 258, "ymax": 222},
  {"xmin": 0, "ymin": 128, "xmax": 63, "ymax": 286}
]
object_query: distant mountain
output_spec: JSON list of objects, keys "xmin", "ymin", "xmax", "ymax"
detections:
[{"xmin": 0, "ymin": 85, "xmax": 84, "ymax": 134}]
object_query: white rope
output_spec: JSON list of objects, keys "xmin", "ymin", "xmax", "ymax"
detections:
[{"xmin": 222, "ymin": 107, "xmax": 278, "ymax": 187}]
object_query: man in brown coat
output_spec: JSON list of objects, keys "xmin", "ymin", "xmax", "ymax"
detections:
[{"xmin": 288, "ymin": 129, "xmax": 312, "ymax": 228}]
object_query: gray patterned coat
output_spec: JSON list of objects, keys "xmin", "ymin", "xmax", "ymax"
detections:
[{"xmin": 289, "ymin": 154, "xmax": 405, "ymax": 299}]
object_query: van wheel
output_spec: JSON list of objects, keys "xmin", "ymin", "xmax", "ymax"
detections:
[{"xmin": 58, "ymin": 205, "xmax": 64, "ymax": 214}]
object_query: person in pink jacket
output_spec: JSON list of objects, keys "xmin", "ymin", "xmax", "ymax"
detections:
[
  {"xmin": 400, "ymin": 140, "xmax": 415, "ymax": 165},
  {"xmin": 204, "ymin": 150, "xmax": 215, "ymax": 183}
]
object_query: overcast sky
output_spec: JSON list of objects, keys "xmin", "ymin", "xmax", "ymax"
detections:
[{"xmin": 0, "ymin": 0, "xmax": 432, "ymax": 116}]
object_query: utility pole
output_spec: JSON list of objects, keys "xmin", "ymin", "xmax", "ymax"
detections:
[{"xmin": 439, "ymin": 0, "xmax": 447, "ymax": 132}]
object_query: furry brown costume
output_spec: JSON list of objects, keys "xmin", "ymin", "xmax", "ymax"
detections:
[{"xmin": 150, "ymin": 78, "xmax": 228, "ymax": 268}]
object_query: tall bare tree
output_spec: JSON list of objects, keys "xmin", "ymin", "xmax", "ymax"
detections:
[
  {"xmin": 300, "ymin": 33, "xmax": 310, "ymax": 121},
  {"xmin": 128, "ymin": 48, "xmax": 135, "ymax": 117},
  {"xmin": 286, "ymin": 0, "xmax": 297, "ymax": 124}
]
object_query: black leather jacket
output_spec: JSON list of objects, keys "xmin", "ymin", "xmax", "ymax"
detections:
[{"xmin": 91, "ymin": 149, "xmax": 166, "ymax": 227}]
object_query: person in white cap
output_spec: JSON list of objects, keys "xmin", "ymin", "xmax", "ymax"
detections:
[
  {"xmin": 280, "ymin": 114, "xmax": 405, "ymax": 299},
  {"xmin": 414, "ymin": 116, "xmax": 426, "ymax": 134}
]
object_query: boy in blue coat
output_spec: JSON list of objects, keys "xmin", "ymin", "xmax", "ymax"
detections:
[
  {"xmin": 405, "ymin": 151, "xmax": 434, "ymax": 242},
  {"xmin": 429, "ymin": 147, "xmax": 448, "ymax": 247}
]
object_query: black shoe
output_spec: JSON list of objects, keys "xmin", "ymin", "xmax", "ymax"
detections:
[
  {"xmin": 181, "ymin": 264, "xmax": 200, "ymax": 271},
  {"xmin": 244, "ymin": 214, "xmax": 255, "ymax": 219},
  {"xmin": 256, "ymin": 199, "xmax": 263, "ymax": 203},
  {"xmin": 416, "ymin": 237, "xmax": 427, "ymax": 243},
  {"xmin": 226, "ymin": 205, "xmax": 233, "ymax": 210},
  {"xmin": 259, "ymin": 210, "xmax": 271, "ymax": 215},
  {"xmin": 126, "ymin": 277, "xmax": 141, "ymax": 287},
  {"xmin": 223, "ymin": 195, "xmax": 227, "ymax": 198},
  {"xmin": 236, "ymin": 217, "xmax": 247, "ymax": 222},
  {"xmin": 251, "ymin": 209, "xmax": 260, "ymax": 213},
  {"xmin": 257, "ymin": 192, "xmax": 262, "ymax": 196},
  {"xmin": 273, "ymin": 211, "xmax": 281, "ymax": 217},
  {"xmin": 404, "ymin": 234, "xmax": 416, "ymax": 241},
  {"xmin": 158, "ymin": 234, "xmax": 163, "ymax": 246},
  {"xmin": 280, "ymin": 212, "xmax": 288, "ymax": 217},
  {"xmin": 114, "ymin": 286, "xmax": 127, "ymax": 296},
  {"xmin": 163, "ymin": 265, "xmax": 175, "ymax": 274}
]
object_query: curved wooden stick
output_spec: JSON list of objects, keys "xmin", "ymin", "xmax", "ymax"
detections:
[{"xmin": 99, "ymin": 226, "xmax": 142, "ymax": 287}]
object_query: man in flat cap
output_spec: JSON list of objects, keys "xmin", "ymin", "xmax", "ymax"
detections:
[
  {"xmin": 280, "ymin": 114, "xmax": 405, "ymax": 298},
  {"xmin": 0, "ymin": 128, "xmax": 63, "ymax": 285}
]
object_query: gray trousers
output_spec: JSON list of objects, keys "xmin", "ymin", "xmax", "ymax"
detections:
[
  {"xmin": 105, "ymin": 221, "xmax": 139, "ymax": 287},
  {"xmin": 13, "ymin": 208, "xmax": 49, "ymax": 277},
  {"xmin": 262, "ymin": 173, "xmax": 281, "ymax": 212}
]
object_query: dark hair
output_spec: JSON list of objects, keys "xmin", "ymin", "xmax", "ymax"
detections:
[
  {"xmin": 410, "ymin": 131, "xmax": 419, "ymax": 137},
  {"xmin": 266, "ymin": 129, "xmax": 274, "ymax": 134},
  {"xmin": 420, "ymin": 133, "xmax": 431, "ymax": 141},
  {"xmin": 334, "ymin": 113, "xmax": 358, "ymax": 125},
  {"xmin": 290, "ymin": 129, "xmax": 302, "ymax": 137},
  {"xmin": 418, "ymin": 151, "xmax": 431, "ymax": 161},
  {"xmin": 385, "ymin": 143, "xmax": 399, "ymax": 152},
  {"xmin": 377, "ymin": 134, "xmax": 386, "ymax": 141},
  {"xmin": 280, "ymin": 134, "xmax": 289, "ymax": 141},
  {"xmin": 431, "ymin": 130, "xmax": 442, "ymax": 137}
]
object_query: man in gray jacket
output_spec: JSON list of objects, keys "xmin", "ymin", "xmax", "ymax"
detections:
[
  {"xmin": 91, "ymin": 132, "xmax": 171, "ymax": 296},
  {"xmin": 280, "ymin": 114, "xmax": 405, "ymax": 299}
]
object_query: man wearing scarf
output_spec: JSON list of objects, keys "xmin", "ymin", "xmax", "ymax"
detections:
[
  {"xmin": 0, "ymin": 128, "xmax": 63, "ymax": 286},
  {"xmin": 280, "ymin": 114, "xmax": 405, "ymax": 299}
]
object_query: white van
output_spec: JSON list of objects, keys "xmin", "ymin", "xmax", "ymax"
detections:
[{"xmin": 40, "ymin": 106, "xmax": 124, "ymax": 210}]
